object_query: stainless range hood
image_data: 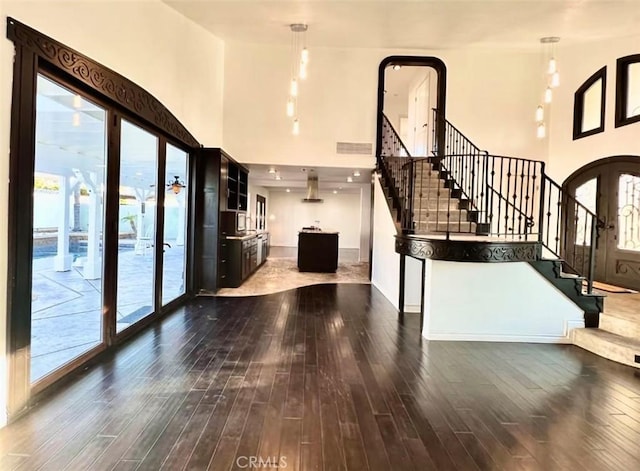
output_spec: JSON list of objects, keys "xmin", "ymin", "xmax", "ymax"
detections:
[{"xmin": 302, "ymin": 173, "xmax": 323, "ymax": 203}]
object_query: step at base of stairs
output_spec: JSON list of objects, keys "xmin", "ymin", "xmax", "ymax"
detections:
[
  {"xmin": 599, "ymin": 312, "xmax": 640, "ymax": 338},
  {"xmin": 572, "ymin": 328, "xmax": 640, "ymax": 369}
]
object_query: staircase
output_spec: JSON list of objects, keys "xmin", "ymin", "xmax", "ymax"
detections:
[
  {"xmin": 378, "ymin": 109, "xmax": 608, "ymax": 335},
  {"xmin": 383, "ymin": 156, "xmax": 479, "ymax": 234}
]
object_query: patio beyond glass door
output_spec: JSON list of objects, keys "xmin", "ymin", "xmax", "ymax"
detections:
[
  {"xmin": 31, "ymin": 75, "xmax": 107, "ymax": 383},
  {"xmin": 116, "ymin": 120, "xmax": 159, "ymax": 332},
  {"xmin": 162, "ymin": 144, "xmax": 189, "ymax": 305}
]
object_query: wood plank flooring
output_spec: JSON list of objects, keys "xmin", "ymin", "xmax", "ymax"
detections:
[{"xmin": 2, "ymin": 284, "xmax": 640, "ymax": 470}]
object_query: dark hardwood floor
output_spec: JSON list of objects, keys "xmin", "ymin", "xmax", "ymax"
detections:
[{"xmin": 2, "ymin": 284, "xmax": 640, "ymax": 470}]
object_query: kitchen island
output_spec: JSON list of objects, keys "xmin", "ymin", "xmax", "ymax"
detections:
[{"xmin": 297, "ymin": 230, "xmax": 339, "ymax": 273}]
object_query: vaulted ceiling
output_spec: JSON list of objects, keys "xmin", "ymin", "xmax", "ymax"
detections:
[{"xmin": 165, "ymin": 1, "xmax": 640, "ymax": 50}]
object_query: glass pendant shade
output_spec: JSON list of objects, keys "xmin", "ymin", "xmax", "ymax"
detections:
[
  {"xmin": 299, "ymin": 62, "xmax": 307, "ymax": 80},
  {"xmin": 293, "ymin": 118, "xmax": 300, "ymax": 135},
  {"xmin": 290, "ymin": 79, "xmax": 298, "ymax": 97},
  {"xmin": 301, "ymin": 47, "xmax": 309, "ymax": 64},
  {"xmin": 548, "ymin": 57, "xmax": 557, "ymax": 74},
  {"xmin": 537, "ymin": 122, "xmax": 546, "ymax": 139},
  {"xmin": 286, "ymin": 99, "xmax": 294, "ymax": 117},
  {"xmin": 535, "ymin": 105, "xmax": 544, "ymax": 122},
  {"xmin": 544, "ymin": 87, "xmax": 553, "ymax": 104},
  {"xmin": 551, "ymin": 71, "xmax": 560, "ymax": 88}
]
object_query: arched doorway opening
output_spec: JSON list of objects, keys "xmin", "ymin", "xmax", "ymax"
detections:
[{"xmin": 565, "ymin": 156, "xmax": 640, "ymax": 291}]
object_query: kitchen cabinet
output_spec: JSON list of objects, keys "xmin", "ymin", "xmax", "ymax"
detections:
[
  {"xmin": 219, "ymin": 233, "xmax": 268, "ymax": 288},
  {"xmin": 193, "ymin": 147, "xmax": 249, "ymax": 293},
  {"xmin": 220, "ymin": 154, "xmax": 248, "ymax": 212}
]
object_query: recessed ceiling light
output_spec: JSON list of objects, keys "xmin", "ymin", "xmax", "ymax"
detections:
[
  {"xmin": 286, "ymin": 188, "xmax": 290, "ymax": 193},
  {"xmin": 268, "ymin": 168, "xmax": 276, "ymax": 174},
  {"xmin": 347, "ymin": 176, "xmax": 353, "ymax": 183},
  {"xmin": 393, "ymin": 64, "xmax": 401, "ymax": 71},
  {"xmin": 353, "ymin": 170, "xmax": 360, "ymax": 177},
  {"xmin": 333, "ymin": 190, "xmax": 337, "ymax": 194},
  {"xmin": 276, "ymin": 175, "xmax": 282, "ymax": 180}
]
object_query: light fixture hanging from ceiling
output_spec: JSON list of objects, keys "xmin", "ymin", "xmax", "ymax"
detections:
[
  {"xmin": 287, "ymin": 23, "xmax": 308, "ymax": 135},
  {"xmin": 536, "ymin": 37, "xmax": 560, "ymax": 139}
]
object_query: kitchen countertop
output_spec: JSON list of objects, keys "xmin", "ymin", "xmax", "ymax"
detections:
[
  {"xmin": 299, "ymin": 230, "xmax": 339, "ymax": 235},
  {"xmin": 224, "ymin": 231, "xmax": 269, "ymax": 240}
]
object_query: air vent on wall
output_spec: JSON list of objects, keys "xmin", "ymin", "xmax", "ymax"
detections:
[{"xmin": 336, "ymin": 142, "xmax": 373, "ymax": 155}]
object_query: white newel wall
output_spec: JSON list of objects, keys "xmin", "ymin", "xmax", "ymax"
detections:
[
  {"xmin": 371, "ymin": 177, "xmax": 399, "ymax": 309},
  {"xmin": 423, "ymin": 261, "xmax": 584, "ymax": 343},
  {"xmin": 0, "ymin": 0, "xmax": 226, "ymax": 428}
]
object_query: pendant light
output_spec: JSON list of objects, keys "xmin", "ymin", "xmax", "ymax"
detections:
[{"xmin": 287, "ymin": 24, "xmax": 308, "ymax": 135}]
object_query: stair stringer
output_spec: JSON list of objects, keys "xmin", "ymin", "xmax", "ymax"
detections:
[{"xmin": 528, "ymin": 259, "xmax": 605, "ymax": 328}]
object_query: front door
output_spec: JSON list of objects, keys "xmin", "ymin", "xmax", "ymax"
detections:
[{"xmin": 567, "ymin": 158, "xmax": 640, "ymax": 291}]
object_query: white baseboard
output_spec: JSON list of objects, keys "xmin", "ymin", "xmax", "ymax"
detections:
[
  {"xmin": 404, "ymin": 304, "xmax": 421, "ymax": 313},
  {"xmin": 565, "ymin": 319, "xmax": 585, "ymax": 336},
  {"xmin": 371, "ymin": 281, "xmax": 398, "ymax": 310},
  {"xmin": 423, "ymin": 331, "xmax": 572, "ymax": 344}
]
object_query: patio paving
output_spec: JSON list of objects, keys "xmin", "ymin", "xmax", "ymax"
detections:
[{"xmin": 30, "ymin": 240, "xmax": 186, "ymax": 382}]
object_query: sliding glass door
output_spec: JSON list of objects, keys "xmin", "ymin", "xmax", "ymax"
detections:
[
  {"xmin": 27, "ymin": 75, "xmax": 192, "ymax": 384},
  {"xmin": 31, "ymin": 75, "xmax": 107, "ymax": 382},
  {"xmin": 116, "ymin": 120, "xmax": 159, "ymax": 332},
  {"xmin": 162, "ymin": 144, "xmax": 189, "ymax": 305}
]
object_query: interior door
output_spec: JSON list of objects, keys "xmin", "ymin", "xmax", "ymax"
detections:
[
  {"xmin": 604, "ymin": 163, "xmax": 640, "ymax": 290},
  {"xmin": 413, "ymin": 76, "xmax": 429, "ymax": 157}
]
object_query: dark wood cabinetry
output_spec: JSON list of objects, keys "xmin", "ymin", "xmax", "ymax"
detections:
[
  {"xmin": 220, "ymin": 154, "xmax": 248, "ymax": 212},
  {"xmin": 194, "ymin": 148, "xmax": 249, "ymax": 293},
  {"xmin": 298, "ymin": 231, "xmax": 339, "ymax": 273},
  {"xmin": 219, "ymin": 235, "xmax": 264, "ymax": 288}
]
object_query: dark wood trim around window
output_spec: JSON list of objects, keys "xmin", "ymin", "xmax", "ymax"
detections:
[
  {"xmin": 6, "ymin": 17, "xmax": 200, "ymax": 148},
  {"xmin": 573, "ymin": 66, "xmax": 607, "ymax": 140},
  {"xmin": 615, "ymin": 54, "xmax": 640, "ymax": 128}
]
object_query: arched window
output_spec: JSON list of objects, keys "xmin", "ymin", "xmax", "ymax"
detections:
[
  {"xmin": 573, "ymin": 66, "xmax": 606, "ymax": 140},
  {"xmin": 615, "ymin": 54, "xmax": 640, "ymax": 128}
]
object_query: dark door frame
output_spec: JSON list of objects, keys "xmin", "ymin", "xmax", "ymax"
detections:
[
  {"xmin": 6, "ymin": 18, "xmax": 200, "ymax": 421},
  {"xmin": 373, "ymin": 56, "xmax": 447, "ymax": 314},
  {"xmin": 564, "ymin": 155, "xmax": 640, "ymax": 290}
]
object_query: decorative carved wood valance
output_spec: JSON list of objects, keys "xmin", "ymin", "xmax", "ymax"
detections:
[{"xmin": 7, "ymin": 17, "xmax": 200, "ymax": 149}]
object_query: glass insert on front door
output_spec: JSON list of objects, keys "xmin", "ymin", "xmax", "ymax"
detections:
[
  {"xmin": 574, "ymin": 177, "xmax": 597, "ymax": 245},
  {"xmin": 618, "ymin": 173, "xmax": 640, "ymax": 251}
]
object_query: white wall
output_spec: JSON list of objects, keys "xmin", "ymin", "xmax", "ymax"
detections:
[
  {"xmin": 371, "ymin": 177, "xmax": 399, "ymax": 309},
  {"xmin": 268, "ymin": 189, "xmax": 363, "ymax": 250},
  {"xmin": 0, "ymin": 0, "xmax": 226, "ymax": 428},
  {"xmin": 423, "ymin": 261, "xmax": 584, "ymax": 343},
  {"xmin": 223, "ymin": 42, "xmax": 545, "ymax": 169},
  {"xmin": 548, "ymin": 34, "xmax": 640, "ymax": 182}
]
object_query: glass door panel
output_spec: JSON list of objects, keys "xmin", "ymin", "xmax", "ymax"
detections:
[
  {"xmin": 574, "ymin": 177, "xmax": 597, "ymax": 245},
  {"xmin": 617, "ymin": 173, "xmax": 640, "ymax": 251},
  {"xmin": 162, "ymin": 144, "xmax": 189, "ymax": 305},
  {"xmin": 31, "ymin": 75, "xmax": 107, "ymax": 382},
  {"xmin": 116, "ymin": 120, "xmax": 158, "ymax": 332}
]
